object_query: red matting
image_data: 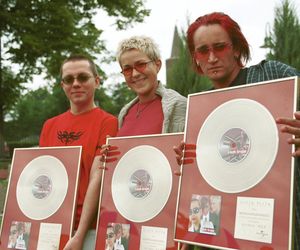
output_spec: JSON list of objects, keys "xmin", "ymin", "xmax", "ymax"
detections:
[
  {"xmin": 175, "ymin": 77, "xmax": 299, "ymax": 250},
  {"xmin": 0, "ymin": 146, "xmax": 81, "ymax": 250},
  {"xmin": 95, "ymin": 133, "xmax": 183, "ymax": 250}
]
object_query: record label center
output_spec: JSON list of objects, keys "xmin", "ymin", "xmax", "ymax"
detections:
[
  {"xmin": 129, "ymin": 169, "xmax": 153, "ymax": 199},
  {"xmin": 218, "ymin": 128, "xmax": 250, "ymax": 164},
  {"xmin": 32, "ymin": 175, "xmax": 52, "ymax": 199}
]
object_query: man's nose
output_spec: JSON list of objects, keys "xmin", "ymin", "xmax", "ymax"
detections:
[
  {"xmin": 72, "ymin": 78, "xmax": 81, "ymax": 86},
  {"xmin": 207, "ymin": 50, "xmax": 218, "ymax": 63}
]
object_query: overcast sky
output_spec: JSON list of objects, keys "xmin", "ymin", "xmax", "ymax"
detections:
[{"xmin": 95, "ymin": 0, "xmax": 300, "ymax": 88}]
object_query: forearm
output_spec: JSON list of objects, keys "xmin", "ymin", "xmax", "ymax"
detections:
[{"xmin": 73, "ymin": 156, "xmax": 101, "ymax": 242}]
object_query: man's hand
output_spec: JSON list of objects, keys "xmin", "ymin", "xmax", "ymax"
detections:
[{"xmin": 276, "ymin": 111, "xmax": 300, "ymax": 157}]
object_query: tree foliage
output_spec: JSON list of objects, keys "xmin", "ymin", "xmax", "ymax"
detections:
[
  {"xmin": 1, "ymin": 67, "xmax": 24, "ymax": 115},
  {"xmin": 0, "ymin": 67, "xmax": 24, "ymax": 156},
  {"xmin": 1, "ymin": 0, "xmax": 150, "ymax": 79},
  {"xmin": 166, "ymin": 27, "xmax": 211, "ymax": 97},
  {"xmin": 0, "ymin": 0, "xmax": 149, "ymax": 156},
  {"xmin": 262, "ymin": 0, "xmax": 300, "ymax": 69},
  {"xmin": 5, "ymin": 88, "xmax": 52, "ymax": 143}
]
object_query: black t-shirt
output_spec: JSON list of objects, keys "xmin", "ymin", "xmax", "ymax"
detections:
[{"xmin": 208, "ymin": 68, "xmax": 248, "ymax": 90}]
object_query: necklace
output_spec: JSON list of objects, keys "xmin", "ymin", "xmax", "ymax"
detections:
[{"xmin": 136, "ymin": 98, "xmax": 157, "ymax": 118}]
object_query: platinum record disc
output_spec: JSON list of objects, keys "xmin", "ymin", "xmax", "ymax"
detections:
[
  {"xmin": 111, "ymin": 145, "xmax": 172, "ymax": 222},
  {"xmin": 196, "ymin": 98, "xmax": 278, "ymax": 193},
  {"xmin": 16, "ymin": 155, "xmax": 68, "ymax": 220}
]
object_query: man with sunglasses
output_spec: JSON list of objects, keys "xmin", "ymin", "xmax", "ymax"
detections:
[
  {"xmin": 39, "ymin": 54, "xmax": 118, "ymax": 250},
  {"xmin": 105, "ymin": 224, "xmax": 116, "ymax": 250},
  {"xmin": 175, "ymin": 12, "xmax": 300, "ymax": 250},
  {"xmin": 186, "ymin": 12, "xmax": 299, "ymax": 90},
  {"xmin": 188, "ymin": 197, "xmax": 203, "ymax": 233}
]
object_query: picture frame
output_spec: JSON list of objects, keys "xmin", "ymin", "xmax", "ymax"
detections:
[
  {"xmin": 174, "ymin": 77, "xmax": 299, "ymax": 249},
  {"xmin": 95, "ymin": 133, "xmax": 183, "ymax": 250},
  {"xmin": 0, "ymin": 146, "xmax": 81, "ymax": 250}
]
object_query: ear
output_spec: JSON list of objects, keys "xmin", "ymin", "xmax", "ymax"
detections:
[
  {"xmin": 155, "ymin": 59, "xmax": 162, "ymax": 73},
  {"xmin": 233, "ymin": 50, "xmax": 240, "ymax": 60},
  {"xmin": 95, "ymin": 75, "xmax": 101, "ymax": 88}
]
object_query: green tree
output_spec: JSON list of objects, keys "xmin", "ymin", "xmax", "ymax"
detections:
[
  {"xmin": 262, "ymin": 0, "xmax": 300, "ymax": 69},
  {"xmin": 0, "ymin": 0, "xmax": 150, "ymax": 156},
  {"xmin": 5, "ymin": 88, "xmax": 52, "ymax": 144},
  {"xmin": 0, "ymin": 67, "xmax": 24, "ymax": 156},
  {"xmin": 166, "ymin": 27, "xmax": 211, "ymax": 97}
]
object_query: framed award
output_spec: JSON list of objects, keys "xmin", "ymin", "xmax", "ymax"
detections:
[
  {"xmin": 0, "ymin": 146, "xmax": 81, "ymax": 250},
  {"xmin": 95, "ymin": 133, "xmax": 183, "ymax": 250},
  {"xmin": 174, "ymin": 76, "xmax": 299, "ymax": 249}
]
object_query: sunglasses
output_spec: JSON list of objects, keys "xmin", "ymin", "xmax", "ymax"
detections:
[
  {"xmin": 194, "ymin": 42, "xmax": 232, "ymax": 61},
  {"xmin": 121, "ymin": 60, "xmax": 153, "ymax": 76},
  {"xmin": 62, "ymin": 73, "xmax": 94, "ymax": 85},
  {"xmin": 189, "ymin": 207, "xmax": 201, "ymax": 215},
  {"xmin": 106, "ymin": 232, "xmax": 114, "ymax": 239}
]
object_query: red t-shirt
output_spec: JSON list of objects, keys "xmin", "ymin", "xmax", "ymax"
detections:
[
  {"xmin": 117, "ymin": 97, "xmax": 164, "ymax": 137},
  {"xmin": 39, "ymin": 107, "xmax": 118, "ymax": 228}
]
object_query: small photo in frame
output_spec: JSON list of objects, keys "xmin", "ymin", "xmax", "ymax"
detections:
[
  {"xmin": 7, "ymin": 221, "xmax": 31, "ymax": 249},
  {"xmin": 188, "ymin": 194, "xmax": 221, "ymax": 236},
  {"xmin": 105, "ymin": 223, "xmax": 130, "ymax": 250}
]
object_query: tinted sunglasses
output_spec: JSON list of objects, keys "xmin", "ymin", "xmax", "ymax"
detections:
[
  {"xmin": 189, "ymin": 207, "xmax": 201, "ymax": 215},
  {"xmin": 106, "ymin": 232, "xmax": 114, "ymax": 239},
  {"xmin": 121, "ymin": 60, "xmax": 153, "ymax": 76},
  {"xmin": 195, "ymin": 42, "xmax": 232, "ymax": 61},
  {"xmin": 62, "ymin": 73, "xmax": 94, "ymax": 85}
]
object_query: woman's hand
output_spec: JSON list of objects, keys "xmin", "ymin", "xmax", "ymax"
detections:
[
  {"xmin": 173, "ymin": 141, "xmax": 197, "ymax": 166},
  {"xmin": 99, "ymin": 144, "xmax": 120, "ymax": 169}
]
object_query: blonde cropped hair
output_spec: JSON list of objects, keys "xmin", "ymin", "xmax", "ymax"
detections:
[{"xmin": 116, "ymin": 35, "xmax": 161, "ymax": 63}]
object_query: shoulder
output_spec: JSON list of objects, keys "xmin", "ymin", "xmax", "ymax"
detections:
[
  {"xmin": 256, "ymin": 60, "xmax": 297, "ymax": 70},
  {"xmin": 94, "ymin": 107, "xmax": 118, "ymax": 124},
  {"xmin": 157, "ymin": 83, "xmax": 187, "ymax": 102},
  {"xmin": 246, "ymin": 60, "xmax": 300, "ymax": 83},
  {"xmin": 95, "ymin": 107, "xmax": 116, "ymax": 118},
  {"xmin": 165, "ymin": 87, "xmax": 187, "ymax": 99},
  {"xmin": 42, "ymin": 110, "xmax": 69, "ymax": 127},
  {"xmin": 248, "ymin": 60, "xmax": 278, "ymax": 71},
  {"xmin": 163, "ymin": 88, "xmax": 187, "ymax": 111}
]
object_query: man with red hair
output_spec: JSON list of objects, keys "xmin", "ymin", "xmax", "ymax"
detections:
[
  {"xmin": 186, "ymin": 12, "xmax": 299, "ymax": 89},
  {"xmin": 176, "ymin": 12, "xmax": 300, "ymax": 250}
]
